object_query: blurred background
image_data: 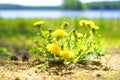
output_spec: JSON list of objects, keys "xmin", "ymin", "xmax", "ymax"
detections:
[
  {"xmin": 0, "ymin": 0, "xmax": 120, "ymax": 53},
  {"xmin": 0, "ymin": 0, "xmax": 120, "ymax": 18}
]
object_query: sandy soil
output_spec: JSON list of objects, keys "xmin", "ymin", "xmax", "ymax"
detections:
[{"xmin": 0, "ymin": 50, "xmax": 120, "ymax": 80}]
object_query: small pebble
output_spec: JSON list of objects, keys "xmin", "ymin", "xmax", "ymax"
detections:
[{"xmin": 96, "ymin": 74, "xmax": 101, "ymax": 77}]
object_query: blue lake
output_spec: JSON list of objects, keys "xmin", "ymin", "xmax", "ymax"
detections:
[{"xmin": 0, "ymin": 10, "xmax": 120, "ymax": 19}]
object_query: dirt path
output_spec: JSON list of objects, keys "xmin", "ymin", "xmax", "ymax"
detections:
[{"xmin": 0, "ymin": 52, "xmax": 120, "ymax": 80}]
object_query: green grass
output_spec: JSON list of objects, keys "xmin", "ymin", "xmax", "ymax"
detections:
[{"xmin": 0, "ymin": 18, "xmax": 120, "ymax": 50}]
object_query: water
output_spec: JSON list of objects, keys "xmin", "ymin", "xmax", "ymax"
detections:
[{"xmin": 0, "ymin": 9, "xmax": 120, "ymax": 19}]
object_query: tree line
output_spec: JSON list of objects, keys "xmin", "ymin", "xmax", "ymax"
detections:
[
  {"xmin": 0, "ymin": 0, "xmax": 120, "ymax": 10},
  {"xmin": 86, "ymin": 1, "xmax": 120, "ymax": 10}
]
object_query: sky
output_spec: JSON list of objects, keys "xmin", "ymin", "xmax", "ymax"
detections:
[{"xmin": 0, "ymin": 0, "xmax": 119, "ymax": 6}]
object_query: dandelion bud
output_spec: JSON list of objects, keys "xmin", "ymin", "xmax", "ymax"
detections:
[
  {"xmin": 61, "ymin": 22, "xmax": 69, "ymax": 29},
  {"xmin": 48, "ymin": 28, "xmax": 52, "ymax": 33},
  {"xmin": 72, "ymin": 29, "xmax": 76, "ymax": 33}
]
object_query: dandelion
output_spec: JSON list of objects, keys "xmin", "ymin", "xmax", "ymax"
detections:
[
  {"xmin": 79, "ymin": 20, "xmax": 88, "ymax": 27},
  {"xmin": 33, "ymin": 21, "xmax": 44, "ymax": 34},
  {"xmin": 91, "ymin": 25, "xmax": 100, "ymax": 30},
  {"xmin": 79, "ymin": 20, "xmax": 97, "ymax": 29},
  {"xmin": 52, "ymin": 29, "xmax": 68, "ymax": 38},
  {"xmin": 91, "ymin": 26, "xmax": 100, "ymax": 34},
  {"xmin": 60, "ymin": 50, "xmax": 73, "ymax": 59},
  {"xmin": 48, "ymin": 28, "xmax": 52, "ymax": 33},
  {"xmin": 33, "ymin": 21, "xmax": 44, "ymax": 26},
  {"xmin": 46, "ymin": 44, "xmax": 61, "ymax": 54},
  {"xmin": 86, "ymin": 21, "xmax": 99, "ymax": 30},
  {"xmin": 87, "ymin": 21, "xmax": 95, "ymax": 28}
]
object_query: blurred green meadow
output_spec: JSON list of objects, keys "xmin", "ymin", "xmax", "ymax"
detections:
[{"xmin": 0, "ymin": 18, "xmax": 120, "ymax": 50}]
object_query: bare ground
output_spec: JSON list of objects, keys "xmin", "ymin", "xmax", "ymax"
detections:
[{"xmin": 0, "ymin": 51, "xmax": 120, "ymax": 80}]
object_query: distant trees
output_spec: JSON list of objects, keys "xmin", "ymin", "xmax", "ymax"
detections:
[
  {"xmin": 0, "ymin": 4, "xmax": 60, "ymax": 10},
  {"xmin": 86, "ymin": 1, "xmax": 120, "ymax": 10},
  {"xmin": 61, "ymin": 0, "xmax": 86, "ymax": 10},
  {"xmin": 0, "ymin": 4, "xmax": 23, "ymax": 9},
  {"xmin": 0, "ymin": 1, "xmax": 120, "ymax": 10},
  {"xmin": 61, "ymin": 0, "xmax": 120, "ymax": 10}
]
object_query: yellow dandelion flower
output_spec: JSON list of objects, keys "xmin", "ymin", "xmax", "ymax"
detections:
[
  {"xmin": 87, "ymin": 21, "xmax": 95, "ymax": 25},
  {"xmin": 79, "ymin": 20, "xmax": 88, "ymax": 27},
  {"xmin": 52, "ymin": 29, "xmax": 68, "ymax": 38},
  {"xmin": 60, "ymin": 50, "xmax": 73, "ymax": 59},
  {"xmin": 91, "ymin": 25, "xmax": 100, "ymax": 30},
  {"xmin": 33, "ymin": 21, "xmax": 44, "ymax": 26},
  {"xmin": 87, "ymin": 21, "xmax": 96, "ymax": 28},
  {"xmin": 46, "ymin": 44, "xmax": 61, "ymax": 54},
  {"xmin": 77, "ymin": 32, "xmax": 83, "ymax": 38},
  {"xmin": 79, "ymin": 20, "xmax": 97, "ymax": 29}
]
